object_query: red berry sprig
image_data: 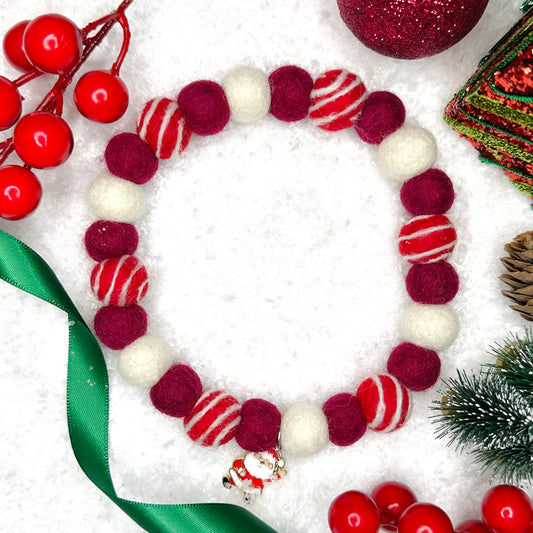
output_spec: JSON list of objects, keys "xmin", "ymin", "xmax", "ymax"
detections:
[
  {"xmin": 328, "ymin": 483, "xmax": 533, "ymax": 533},
  {"xmin": 0, "ymin": 0, "xmax": 134, "ymax": 220}
]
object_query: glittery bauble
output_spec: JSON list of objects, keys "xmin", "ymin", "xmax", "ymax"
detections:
[{"xmin": 336, "ymin": 0, "xmax": 489, "ymax": 59}]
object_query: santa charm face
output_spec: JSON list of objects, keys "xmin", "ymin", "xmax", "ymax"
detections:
[{"xmin": 222, "ymin": 447, "xmax": 287, "ymax": 503}]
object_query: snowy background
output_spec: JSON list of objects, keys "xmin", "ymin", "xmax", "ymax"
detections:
[{"xmin": 1, "ymin": 0, "xmax": 532, "ymax": 532}]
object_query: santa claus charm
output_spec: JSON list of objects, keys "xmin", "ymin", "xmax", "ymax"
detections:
[{"xmin": 222, "ymin": 447, "xmax": 287, "ymax": 503}]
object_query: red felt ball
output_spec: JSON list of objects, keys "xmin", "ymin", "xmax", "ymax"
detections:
[
  {"xmin": 85, "ymin": 220, "xmax": 139, "ymax": 262},
  {"xmin": 401, "ymin": 169, "xmax": 455, "ymax": 216},
  {"xmin": 23, "ymin": 14, "xmax": 82, "ymax": 73},
  {"xmin": 355, "ymin": 91, "xmax": 405, "ymax": 145},
  {"xmin": 0, "ymin": 165, "xmax": 41, "ymax": 220},
  {"xmin": 0, "ymin": 76, "xmax": 22, "ymax": 131},
  {"xmin": 387, "ymin": 343, "xmax": 441, "ymax": 392},
  {"xmin": 405, "ymin": 261, "xmax": 459, "ymax": 305},
  {"xmin": 269, "ymin": 65, "xmax": 313, "ymax": 122},
  {"xmin": 184, "ymin": 390, "xmax": 240, "ymax": 447},
  {"xmin": 94, "ymin": 304, "xmax": 147, "ymax": 350},
  {"xmin": 150, "ymin": 364, "xmax": 203, "ymax": 418},
  {"xmin": 482, "ymin": 485, "xmax": 533, "ymax": 533},
  {"xmin": 356, "ymin": 375, "xmax": 410, "ymax": 432},
  {"xmin": 74, "ymin": 70, "xmax": 129, "ymax": 123},
  {"xmin": 398, "ymin": 215, "xmax": 457, "ymax": 264},
  {"xmin": 323, "ymin": 392, "xmax": 367, "ymax": 446},
  {"xmin": 105, "ymin": 132, "xmax": 158, "ymax": 184},
  {"xmin": 13, "ymin": 111, "xmax": 73, "ymax": 169},
  {"xmin": 336, "ymin": 0, "xmax": 489, "ymax": 59},
  {"xmin": 371, "ymin": 481, "xmax": 417, "ymax": 531},
  {"xmin": 177, "ymin": 80, "xmax": 230, "ymax": 136},
  {"xmin": 456, "ymin": 520, "xmax": 494, "ymax": 533},
  {"xmin": 137, "ymin": 97, "xmax": 192, "ymax": 159},
  {"xmin": 235, "ymin": 398, "xmax": 282, "ymax": 452},
  {"xmin": 3, "ymin": 20, "xmax": 32, "ymax": 71},
  {"xmin": 309, "ymin": 69, "xmax": 367, "ymax": 132},
  {"xmin": 329, "ymin": 491, "xmax": 381, "ymax": 533},
  {"xmin": 90, "ymin": 255, "xmax": 148, "ymax": 306},
  {"xmin": 398, "ymin": 503, "xmax": 454, "ymax": 533}
]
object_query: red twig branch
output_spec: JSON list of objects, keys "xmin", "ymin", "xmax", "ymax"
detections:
[{"xmin": 0, "ymin": 0, "xmax": 134, "ymax": 166}]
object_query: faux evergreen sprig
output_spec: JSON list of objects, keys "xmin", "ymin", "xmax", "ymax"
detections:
[{"xmin": 433, "ymin": 329, "xmax": 533, "ymax": 485}]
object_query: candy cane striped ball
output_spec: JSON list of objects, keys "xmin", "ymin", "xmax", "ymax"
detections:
[
  {"xmin": 398, "ymin": 214, "xmax": 457, "ymax": 264},
  {"xmin": 309, "ymin": 69, "xmax": 367, "ymax": 131},
  {"xmin": 90, "ymin": 255, "xmax": 148, "ymax": 306},
  {"xmin": 184, "ymin": 390, "xmax": 241, "ymax": 447},
  {"xmin": 137, "ymin": 97, "xmax": 192, "ymax": 159},
  {"xmin": 356, "ymin": 374, "xmax": 410, "ymax": 433}
]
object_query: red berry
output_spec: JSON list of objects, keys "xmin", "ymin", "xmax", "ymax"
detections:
[
  {"xmin": 371, "ymin": 481, "xmax": 417, "ymax": 531},
  {"xmin": 456, "ymin": 519, "xmax": 494, "ymax": 533},
  {"xmin": 13, "ymin": 111, "xmax": 73, "ymax": 169},
  {"xmin": 3, "ymin": 20, "xmax": 32, "ymax": 71},
  {"xmin": 0, "ymin": 76, "xmax": 22, "ymax": 130},
  {"xmin": 74, "ymin": 70, "xmax": 129, "ymax": 123},
  {"xmin": 0, "ymin": 165, "xmax": 42, "ymax": 220},
  {"xmin": 328, "ymin": 491, "xmax": 381, "ymax": 533},
  {"xmin": 398, "ymin": 503, "xmax": 454, "ymax": 533},
  {"xmin": 23, "ymin": 14, "xmax": 82, "ymax": 74},
  {"xmin": 482, "ymin": 486, "xmax": 532, "ymax": 533}
]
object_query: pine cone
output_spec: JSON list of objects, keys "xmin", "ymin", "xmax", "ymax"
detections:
[{"xmin": 501, "ymin": 231, "xmax": 533, "ymax": 320}]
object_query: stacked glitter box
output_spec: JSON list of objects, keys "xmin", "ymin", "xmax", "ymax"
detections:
[{"xmin": 444, "ymin": 3, "xmax": 533, "ymax": 196}]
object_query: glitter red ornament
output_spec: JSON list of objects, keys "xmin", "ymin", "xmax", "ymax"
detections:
[
  {"xmin": 329, "ymin": 491, "xmax": 381, "ymax": 533},
  {"xmin": 481, "ymin": 485, "xmax": 533, "ymax": 533},
  {"xmin": 336, "ymin": 0, "xmax": 489, "ymax": 60}
]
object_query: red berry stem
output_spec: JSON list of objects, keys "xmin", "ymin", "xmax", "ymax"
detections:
[
  {"xmin": 111, "ymin": 13, "xmax": 131, "ymax": 75},
  {"xmin": 0, "ymin": 0, "xmax": 134, "ymax": 167},
  {"xmin": 13, "ymin": 68, "xmax": 42, "ymax": 88}
]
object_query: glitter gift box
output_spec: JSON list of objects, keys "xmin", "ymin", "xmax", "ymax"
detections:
[{"xmin": 444, "ymin": 2, "xmax": 533, "ymax": 196}]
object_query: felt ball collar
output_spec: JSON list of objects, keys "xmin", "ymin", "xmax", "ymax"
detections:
[{"xmin": 84, "ymin": 65, "xmax": 459, "ymax": 500}]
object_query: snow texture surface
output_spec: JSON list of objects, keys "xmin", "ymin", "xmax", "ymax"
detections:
[{"xmin": 1, "ymin": 1, "xmax": 531, "ymax": 532}]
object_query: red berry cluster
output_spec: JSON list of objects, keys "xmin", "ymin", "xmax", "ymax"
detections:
[
  {"xmin": 329, "ymin": 483, "xmax": 533, "ymax": 533},
  {"xmin": 0, "ymin": 0, "xmax": 134, "ymax": 221}
]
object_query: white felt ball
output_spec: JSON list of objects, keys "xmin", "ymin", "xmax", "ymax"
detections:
[
  {"xmin": 88, "ymin": 174, "xmax": 147, "ymax": 223},
  {"xmin": 280, "ymin": 402, "xmax": 329, "ymax": 456},
  {"xmin": 119, "ymin": 335, "xmax": 173, "ymax": 387},
  {"xmin": 400, "ymin": 303, "xmax": 459, "ymax": 351},
  {"xmin": 378, "ymin": 126, "xmax": 437, "ymax": 182},
  {"xmin": 222, "ymin": 66, "xmax": 271, "ymax": 124}
]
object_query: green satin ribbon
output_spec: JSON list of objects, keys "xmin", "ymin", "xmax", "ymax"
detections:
[{"xmin": 0, "ymin": 228, "xmax": 277, "ymax": 533}]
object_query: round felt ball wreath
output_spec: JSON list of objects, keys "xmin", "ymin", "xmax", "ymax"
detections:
[{"xmin": 84, "ymin": 65, "xmax": 459, "ymax": 463}]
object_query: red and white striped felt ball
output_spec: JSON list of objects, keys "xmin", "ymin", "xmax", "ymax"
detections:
[
  {"xmin": 356, "ymin": 374, "xmax": 410, "ymax": 433},
  {"xmin": 137, "ymin": 97, "xmax": 192, "ymax": 159},
  {"xmin": 183, "ymin": 390, "xmax": 241, "ymax": 447},
  {"xmin": 309, "ymin": 69, "xmax": 367, "ymax": 132},
  {"xmin": 398, "ymin": 214, "xmax": 457, "ymax": 264},
  {"xmin": 90, "ymin": 255, "xmax": 149, "ymax": 306}
]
